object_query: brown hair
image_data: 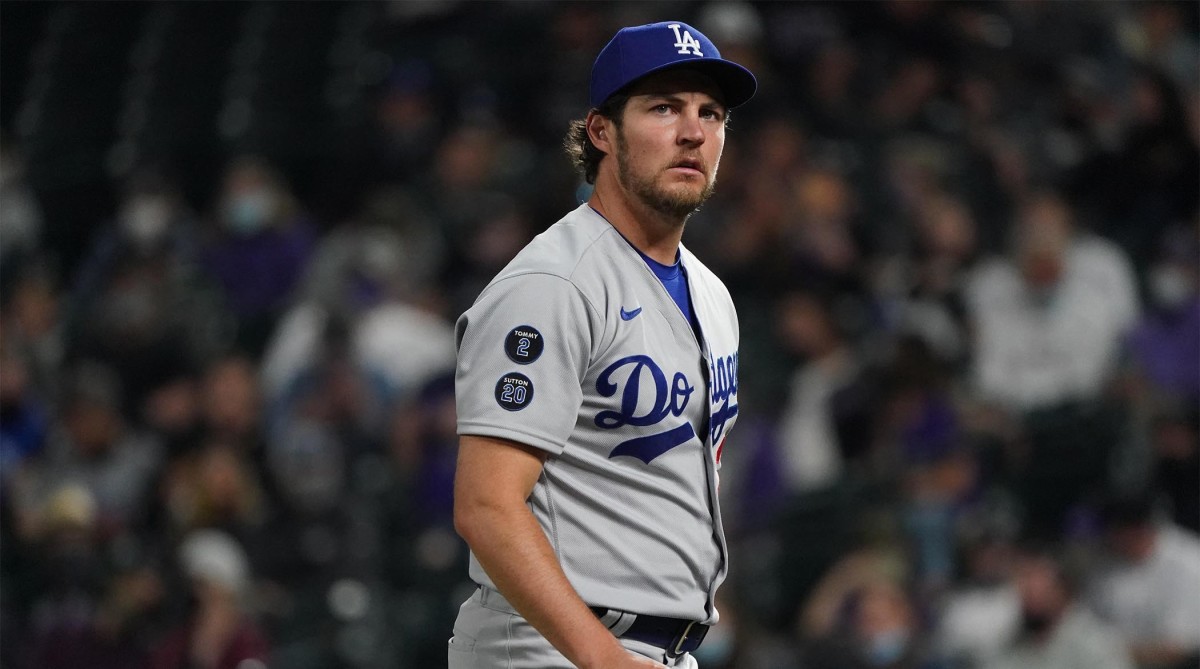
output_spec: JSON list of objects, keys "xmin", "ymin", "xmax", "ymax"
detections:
[{"xmin": 563, "ymin": 92, "xmax": 630, "ymax": 185}]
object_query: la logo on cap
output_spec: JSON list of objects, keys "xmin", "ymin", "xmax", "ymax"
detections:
[
  {"xmin": 668, "ymin": 24, "xmax": 703, "ymax": 56},
  {"xmin": 588, "ymin": 20, "xmax": 757, "ymax": 108}
]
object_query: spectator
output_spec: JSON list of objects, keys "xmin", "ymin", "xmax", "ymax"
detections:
[
  {"xmin": 140, "ymin": 354, "xmax": 261, "ymax": 473},
  {"xmin": 1130, "ymin": 2, "xmax": 1200, "ymax": 97},
  {"xmin": 964, "ymin": 190, "xmax": 1141, "ymax": 536},
  {"xmin": 200, "ymin": 155, "xmax": 317, "ymax": 357},
  {"xmin": 773, "ymin": 288, "xmax": 875, "ymax": 493},
  {"xmin": 983, "ymin": 544, "xmax": 1133, "ymax": 669},
  {"xmin": 0, "ymin": 336, "xmax": 49, "ymax": 482},
  {"xmin": 965, "ymin": 190, "xmax": 1140, "ymax": 412},
  {"xmin": 885, "ymin": 337, "xmax": 975, "ymax": 592},
  {"xmin": 1072, "ymin": 65, "xmax": 1198, "ymax": 271},
  {"xmin": 800, "ymin": 539, "xmax": 912, "ymax": 641},
  {"xmin": 265, "ymin": 314, "xmax": 395, "ymax": 460},
  {"xmin": 0, "ymin": 259, "xmax": 64, "ymax": 400},
  {"xmin": 1125, "ymin": 226, "xmax": 1200, "ymax": 532},
  {"xmin": 802, "ymin": 578, "xmax": 929, "ymax": 669},
  {"xmin": 21, "ymin": 484, "xmax": 135, "ymax": 669},
  {"xmin": 790, "ymin": 169, "xmax": 868, "ymax": 294},
  {"xmin": 260, "ymin": 256, "xmax": 456, "ymax": 412},
  {"xmin": 259, "ymin": 186, "xmax": 456, "ymax": 410},
  {"xmin": 932, "ymin": 500, "xmax": 1023, "ymax": 669},
  {"xmin": 1089, "ymin": 491, "xmax": 1200, "ymax": 669},
  {"xmin": 1127, "ymin": 225, "xmax": 1200, "ymax": 406},
  {"xmin": 370, "ymin": 59, "xmax": 445, "ymax": 185},
  {"xmin": 298, "ymin": 185, "xmax": 446, "ymax": 315},
  {"xmin": 11, "ymin": 362, "xmax": 162, "ymax": 540},
  {"xmin": 30, "ymin": 563, "xmax": 163, "ymax": 669},
  {"xmin": 158, "ymin": 438, "xmax": 268, "ymax": 544},
  {"xmin": 149, "ymin": 529, "xmax": 268, "ymax": 669},
  {"xmin": 1143, "ymin": 403, "xmax": 1200, "ymax": 534},
  {"xmin": 892, "ymin": 191, "xmax": 979, "ymax": 368},
  {"xmin": 416, "ymin": 122, "xmax": 509, "ymax": 249},
  {"xmin": 139, "ymin": 370, "xmax": 202, "ymax": 459},
  {"xmin": 199, "ymin": 354, "xmax": 263, "ymax": 453},
  {"xmin": 796, "ymin": 40, "xmax": 865, "ymax": 140},
  {"xmin": 67, "ymin": 168, "xmax": 230, "ymax": 413}
]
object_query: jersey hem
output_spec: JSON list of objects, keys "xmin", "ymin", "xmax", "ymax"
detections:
[{"xmin": 457, "ymin": 424, "xmax": 567, "ymax": 456}]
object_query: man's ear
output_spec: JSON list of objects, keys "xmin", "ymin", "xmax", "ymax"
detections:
[{"xmin": 586, "ymin": 111, "xmax": 612, "ymax": 154}]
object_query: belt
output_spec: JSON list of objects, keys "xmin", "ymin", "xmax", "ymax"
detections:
[
  {"xmin": 590, "ymin": 606, "xmax": 709, "ymax": 657},
  {"xmin": 476, "ymin": 586, "xmax": 708, "ymax": 658}
]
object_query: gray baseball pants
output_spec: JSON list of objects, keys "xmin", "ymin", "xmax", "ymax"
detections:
[{"xmin": 448, "ymin": 586, "xmax": 699, "ymax": 669}]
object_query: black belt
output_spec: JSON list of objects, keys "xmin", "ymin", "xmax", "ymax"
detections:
[{"xmin": 590, "ymin": 607, "xmax": 708, "ymax": 657}]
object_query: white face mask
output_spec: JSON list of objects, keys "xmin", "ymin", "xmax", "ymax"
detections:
[
  {"xmin": 1149, "ymin": 263, "xmax": 1195, "ymax": 310},
  {"xmin": 121, "ymin": 196, "xmax": 172, "ymax": 248}
]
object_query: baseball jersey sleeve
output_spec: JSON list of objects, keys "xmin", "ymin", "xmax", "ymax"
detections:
[{"xmin": 455, "ymin": 272, "xmax": 596, "ymax": 455}]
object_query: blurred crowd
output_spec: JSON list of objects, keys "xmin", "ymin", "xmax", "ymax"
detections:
[{"xmin": 1, "ymin": 2, "xmax": 1198, "ymax": 669}]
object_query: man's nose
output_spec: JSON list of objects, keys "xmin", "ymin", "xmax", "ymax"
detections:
[{"xmin": 677, "ymin": 111, "xmax": 705, "ymax": 146}]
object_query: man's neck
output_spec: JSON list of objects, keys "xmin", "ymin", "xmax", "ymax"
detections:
[{"xmin": 588, "ymin": 183, "xmax": 685, "ymax": 266}]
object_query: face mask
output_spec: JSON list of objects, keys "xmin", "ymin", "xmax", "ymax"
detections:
[
  {"xmin": 121, "ymin": 197, "xmax": 172, "ymax": 249},
  {"xmin": 1021, "ymin": 610, "xmax": 1056, "ymax": 635},
  {"xmin": 1149, "ymin": 264, "xmax": 1194, "ymax": 311},
  {"xmin": 225, "ymin": 191, "xmax": 274, "ymax": 236},
  {"xmin": 864, "ymin": 628, "xmax": 910, "ymax": 667}
]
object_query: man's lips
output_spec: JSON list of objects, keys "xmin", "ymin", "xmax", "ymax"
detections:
[{"xmin": 669, "ymin": 158, "xmax": 705, "ymax": 176}]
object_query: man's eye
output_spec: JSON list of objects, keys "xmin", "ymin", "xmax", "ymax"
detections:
[{"xmin": 654, "ymin": 104, "xmax": 672, "ymax": 113}]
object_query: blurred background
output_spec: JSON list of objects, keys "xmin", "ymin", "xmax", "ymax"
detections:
[{"xmin": 0, "ymin": 1, "xmax": 1197, "ymax": 668}]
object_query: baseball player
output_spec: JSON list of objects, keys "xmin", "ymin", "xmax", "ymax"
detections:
[{"xmin": 449, "ymin": 20, "xmax": 755, "ymax": 669}]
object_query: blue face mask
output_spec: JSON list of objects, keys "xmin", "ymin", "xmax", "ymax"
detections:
[
  {"xmin": 864, "ymin": 628, "xmax": 910, "ymax": 667},
  {"xmin": 225, "ymin": 191, "xmax": 273, "ymax": 236}
]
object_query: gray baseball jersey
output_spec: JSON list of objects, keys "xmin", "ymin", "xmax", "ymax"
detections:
[{"xmin": 455, "ymin": 203, "xmax": 740, "ymax": 625}]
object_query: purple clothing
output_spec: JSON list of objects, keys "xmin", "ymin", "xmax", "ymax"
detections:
[
  {"xmin": 32, "ymin": 622, "xmax": 148, "ymax": 669},
  {"xmin": 901, "ymin": 395, "xmax": 959, "ymax": 465},
  {"xmin": 1128, "ymin": 299, "xmax": 1200, "ymax": 400},
  {"xmin": 738, "ymin": 417, "xmax": 791, "ymax": 530},
  {"xmin": 200, "ymin": 219, "xmax": 316, "ymax": 318},
  {"xmin": 0, "ymin": 399, "xmax": 47, "ymax": 478},
  {"xmin": 149, "ymin": 619, "xmax": 269, "ymax": 669}
]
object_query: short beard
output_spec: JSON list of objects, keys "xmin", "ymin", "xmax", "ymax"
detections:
[{"xmin": 615, "ymin": 134, "xmax": 716, "ymax": 222}]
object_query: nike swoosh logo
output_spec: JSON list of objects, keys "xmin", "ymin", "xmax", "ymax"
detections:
[{"xmin": 620, "ymin": 306, "xmax": 642, "ymax": 321}]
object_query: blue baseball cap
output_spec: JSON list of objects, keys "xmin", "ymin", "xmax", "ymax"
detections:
[{"xmin": 589, "ymin": 21, "xmax": 757, "ymax": 109}]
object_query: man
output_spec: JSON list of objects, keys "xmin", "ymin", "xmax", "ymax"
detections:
[
  {"xmin": 1089, "ymin": 491, "xmax": 1200, "ymax": 668},
  {"xmin": 963, "ymin": 190, "xmax": 1140, "ymax": 538},
  {"xmin": 965, "ymin": 190, "xmax": 1140, "ymax": 414},
  {"xmin": 449, "ymin": 21, "xmax": 755, "ymax": 669},
  {"xmin": 983, "ymin": 546, "xmax": 1133, "ymax": 669}
]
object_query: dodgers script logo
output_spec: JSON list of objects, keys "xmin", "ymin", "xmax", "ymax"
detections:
[
  {"xmin": 708, "ymin": 352, "xmax": 739, "ymax": 446},
  {"xmin": 594, "ymin": 352, "xmax": 739, "ymax": 464},
  {"xmin": 595, "ymin": 355, "xmax": 696, "ymax": 464},
  {"xmin": 668, "ymin": 24, "xmax": 703, "ymax": 56}
]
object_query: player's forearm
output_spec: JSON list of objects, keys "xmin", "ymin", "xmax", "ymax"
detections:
[{"xmin": 455, "ymin": 500, "xmax": 628, "ymax": 668}]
